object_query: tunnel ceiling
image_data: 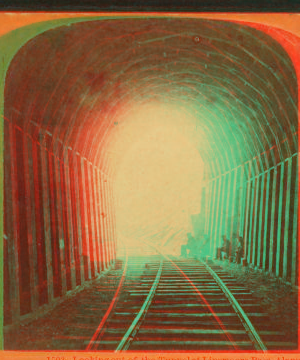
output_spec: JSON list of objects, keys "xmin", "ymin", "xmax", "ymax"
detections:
[{"xmin": 4, "ymin": 18, "xmax": 298, "ymax": 177}]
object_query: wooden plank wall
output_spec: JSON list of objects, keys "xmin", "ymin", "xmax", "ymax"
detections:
[
  {"xmin": 205, "ymin": 151, "xmax": 298, "ymax": 286},
  {"xmin": 3, "ymin": 120, "xmax": 116, "ymax": 325}
]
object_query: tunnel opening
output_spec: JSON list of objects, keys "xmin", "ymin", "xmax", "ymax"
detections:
[
  {"xmin": 2, "ymin": 17, "xmax": 298, "ymax": 330},
  {"xmin": 108, "ymin": 101, "xmax": 205, "ymax": 257}
]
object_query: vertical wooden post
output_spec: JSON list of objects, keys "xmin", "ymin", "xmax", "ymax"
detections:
[
  {"xmin": 107, "ymin": 181, "xmax": 116, "ymax": 261},
  {"xmin": 5, "ymin": 122, "xmax": 20, "ymax": 322},
  {"xmin": 276, "ymin": 162, "xmax": 285, "ymax": 277},
  {"xmin": 208, "ymin": 180, "xmax": 216, "ymax": 254},
  {"xmin": 105, "ymin": 181, "xmax": 111, "ymax": 264},
  {"xmin": 81, "ymin": 157, "xmax": 91, "ymax": 280},
  {"xmin": 243, "ymin": 162, "xmax": 252, "ymax": 262},
  {"xmin": 283, "ymin": 158, "xmax": 292, "ymax": 279},
  {"xmin": 64, "ymin": 150, "xmax": 76, "ymax": 289},
  {"xmin": 92, "ymin": 166, "xmax": 101, "ymax": 272},
  {"xmin": 257, "ymin": 171, "xmax": 265, "ymax": 269},
  {"xmin": 97, "ymin": 169, "xmax": 107, "ymax": 270},
  {"xmin": 109, "ymin": 183, "xmax": 117, "ymax": 260},
  {"xmin": 229, "ymin": 167, "xmax": 238, "ymax": 241},
  {"xmin": 204, "ymin": 181, "xmax": 212, "ymax": 236},
  {"xmin": 73, "ymin": 154, "xmax": 85, "ymax": 284},
  {"xmin": 291, "ymin": 156, "xmax": 298, "ymax": 286},
  {"xmin": 238, "ymin": 166, "xmax": 246, "ymax": 238},
  {"xmin": 59, "ymin": 159, "xmax": 71, "ymax": 290},
  {"xmin": 93, "ymin": 166, "xmax": 102, "ymax": 272},
  {"xmin": 212, "ymin": 177, "xmax": 221, "ymax": 257},
  {"xmin": 40, "ymin": 140, "xmax": 54, "ymax": 302},
  {"xmin": 103, "ymin": 177, "xmax": 113, "ymax": 265},
  {"xmin": 54, "ymin": 156, "xmax": 67, "ymax": 294},
  {"xmin": 224, "ymin": 172, "xmax": 232, "ymax": 238},
  {"xmin": 101, "ymin": 175, "xmax": 111, "ymax": 265},
  {"xmin": 24, "ymin": 135, "xmax": 38, "ymax": 310},
  {"xmin": 47, "ymin": 151, "xmax": 59, "ymax": 297},
  {"xmin": 251, "ymin": 175, "xmax": 260, "ymax": 266},
  {"xmin": 247, "ymin": 176, "xmax": 255, "ymax": 265},
  {"xmin": 269, "ymin": 166, "xmax": 278, "ymax": 274},
  {"xmin": 87, "ymin": 161, "xmax": 98, "ymax": 275},
  {"xmin": 217, "ymin": 175, "xmax": 226, "ymax": 244},
  {"xmin": 215, "ymin": 177, "xmax": 224, "ymax": 254},
  {"xmin": 262, "ymin": 170, "xmax": 271, "ymax": 271}
]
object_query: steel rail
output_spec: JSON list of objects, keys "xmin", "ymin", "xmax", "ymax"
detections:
[
  {"xmin": 136, "ymin": 239, "xmax": 239, "ymax": 350},
  {"xmin": 115, "ymin": 257, "xmax": 164, "ymax": 351},
  {"xmin": 202, "ymin": 261, "xmax": 267, "ymax": 352},
  {"xmin": 86, "ymin": 242, "xmax": 129, "ymax": 350}
]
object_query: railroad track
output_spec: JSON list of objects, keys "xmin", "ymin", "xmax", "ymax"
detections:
[{"xmin": 84, "ymin": 248, "xmax": 297, "ymax": 352}]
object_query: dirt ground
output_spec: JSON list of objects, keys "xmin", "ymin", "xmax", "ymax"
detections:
[
  {"xmin": 4, "ymin": 257, "xmax": 298, "ymax": 350},
  {"xmin": 214, "ymin": 259, "xmax": 298, "ymax": 344}
]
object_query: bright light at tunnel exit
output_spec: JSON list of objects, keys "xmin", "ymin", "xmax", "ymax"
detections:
[{"xmin": 108, "ymin": 102, "xmax": 204, "ymax": 256}]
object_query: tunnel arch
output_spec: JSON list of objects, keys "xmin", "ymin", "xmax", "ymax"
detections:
[
  {"xmin": 4, "ymin": 18, "xmax": 298, "ymax": 174},
  {"xmin": 1, "ymin": 15, "xmax": 299, "ymax": 328}
]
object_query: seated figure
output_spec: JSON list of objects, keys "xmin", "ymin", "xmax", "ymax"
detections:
[
  {"xmin": 235, "ymin": 236, "xmax": 244, "ymax": 264},
  {"xmin": 216, "ymin": 235, "xmax": 230, "ymax": 260}
]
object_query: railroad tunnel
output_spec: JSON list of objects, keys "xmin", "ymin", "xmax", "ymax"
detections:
[{"xmin": 2, "ymin": 16, "xmax": 299, "ymax": 337}]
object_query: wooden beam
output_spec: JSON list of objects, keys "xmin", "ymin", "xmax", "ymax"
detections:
[{"xmin": 40, "ymin": 141, "xmax": 54, "ymax": 302}]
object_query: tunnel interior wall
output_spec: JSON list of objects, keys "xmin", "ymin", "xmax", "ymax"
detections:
[
  {"xmin": 2, "ymin": 16, "xmax": 299, "ymax": 328},
  {"xmin": 204, "ymin": 146, "xmax": 298, "ymax": 285},
  {"xmin": 3, "ymin": 119, "xmax": 117, "ymax": 326}
]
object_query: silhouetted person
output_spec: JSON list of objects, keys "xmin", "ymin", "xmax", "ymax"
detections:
[
  {"xmin": 235, "ymin": 236, "xmax": 244, "ymax": 264},
  {"xmin": 225, "ymin": 235, "xmax": 234, "ymax": 262},
  {"xmin": 216, "ymin": 235, "xmax": 230, "ymax": 260}
]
